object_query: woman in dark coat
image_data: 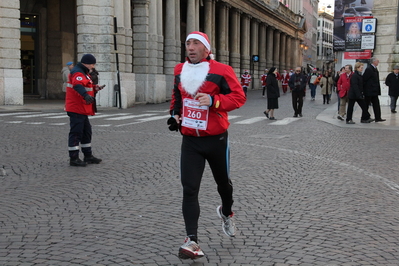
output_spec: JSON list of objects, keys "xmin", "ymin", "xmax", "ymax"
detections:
[
  {"xmin": 346, "ymin": 62, "xmax": 373, "ymax": 124},
  {"xmin": 263, "ymin": 67, "xmax": 280, "ymax": 120}
]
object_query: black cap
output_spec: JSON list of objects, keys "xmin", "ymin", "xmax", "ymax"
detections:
[{"xmin": 81, "ymin": 54, "xmax": 96, "ymax": 64}]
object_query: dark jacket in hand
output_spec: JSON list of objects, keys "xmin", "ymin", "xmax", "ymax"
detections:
[{"xmin": 362, "ymin": 64, "xmax": 381, "ymax": 96}]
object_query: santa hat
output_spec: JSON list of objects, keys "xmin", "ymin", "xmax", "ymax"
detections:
[{"xmin": 186, "ymin": 31, "xmax": 211, "ymax": 52}]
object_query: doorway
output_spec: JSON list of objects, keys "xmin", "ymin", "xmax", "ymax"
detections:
[{"xmin": 20, "ymin": 14, "xmax": 38, "ymax": 95}]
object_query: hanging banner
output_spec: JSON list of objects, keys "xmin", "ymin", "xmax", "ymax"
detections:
[{"xmin": 344, "ymin": 50, "xmax": 372, "ymax": 59}]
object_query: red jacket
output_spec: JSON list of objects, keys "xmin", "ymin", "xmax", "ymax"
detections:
[
  {"xmin": 260, "ymin": 74, "xmax": 267, "ymax": 86},
  {"xmin": 170, "ymin": 58, "xmax": 246, "ymax": 137},
  {"xmin": 65, "ymin": 63, "xmax": 96, "ymax": 116},
  {"xmin": 241, "ymin": 74, "xmax": 251, "ymax": 87},
  {"xmin": 337, "ymin": 72, "xmax": 353, "ymax": 98}
]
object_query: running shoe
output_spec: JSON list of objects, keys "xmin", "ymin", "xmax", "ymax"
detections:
[
  {"xmin": 178, "ymin": 236, "xmax": 204, "ymax": 260},
  {"xmin": 216, "ymin": 205, "xmax": 236, "ymax": 237}
]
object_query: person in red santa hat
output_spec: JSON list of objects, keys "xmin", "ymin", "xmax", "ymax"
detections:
[
  {"xmin": 241, "ymin": 69, "xmax": 251, "ymax": 96},
  {"xmin": 281, "ymin": 70, "xmax": 290, "ymax": 94},
  {"xmin": 168, "ymin": 31, "xmax": 246, "ymax": 260}
]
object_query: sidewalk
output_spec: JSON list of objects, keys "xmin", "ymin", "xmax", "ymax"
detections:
[{"xmin": 317, "ymin": 103, "xmax": 399, "ymax": 130}]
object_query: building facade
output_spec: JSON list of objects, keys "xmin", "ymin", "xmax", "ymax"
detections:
[
  {"xmin": 0, "ymin": 0, "xmax": 306, "ymax": 107},
  {"xmin": 316, "ymin": 11, "xmax": 334, "ymax": 72}
]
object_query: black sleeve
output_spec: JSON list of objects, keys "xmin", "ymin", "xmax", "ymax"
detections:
[{"xmin": 73, "ymin": 84, "xmax": 88, "ymax": 97}]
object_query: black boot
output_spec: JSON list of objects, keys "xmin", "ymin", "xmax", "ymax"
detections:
[
  {"xmin": 84, "ymin": 155, "xmax": 102, "ymax": 164},
  {"xmin": 70, "ymin": 158, "xmax": 88, "ymax": 167}
]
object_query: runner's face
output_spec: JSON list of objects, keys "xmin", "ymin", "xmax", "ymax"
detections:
[{"xmin": 186, "ymin": 39, "xmax": 209, "ymax": 64}]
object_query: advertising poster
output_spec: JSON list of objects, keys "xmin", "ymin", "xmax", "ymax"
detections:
[
  {"xmin": 333, "ymin": 0, "xmax": 374, "ymax": 51},
  {"xmin": 344, "ymin": 17, "xmax": 362, "ymax": 51}
]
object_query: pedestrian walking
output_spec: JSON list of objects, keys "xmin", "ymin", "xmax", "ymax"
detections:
[
  {"xmin": 384, "ymin": 65, "xmax": 399, "ymax": 113},
  {"xmin": 281, "ymin": 70, "xmax": 290, "ymax": 94},
  {"xmin": 260, "ymin": 69, "xmax": 268, "ymax": 97},
  {"xmin": 319, "ymin": 70, "xmax": 333, "ymax": 104},
  {"xmin": 241, "ymin": 70, "xmax": 251, "ymax": 96},
  {"xmin": 61, "ymin": 61, "xmax": 74, "ymax": 93},
  {"xmin": 289, "ymin": 67, "xmax": 307, "ymax": 117},
  {"xmin": 167, "ymin": 31, "xmax": 246, "ymax": 260},
  {"xmin": 346, "ymin": 62, "xmax": 374, "ymax": 124},
  {"xmin": 334, "ymin": 67, "xmax": 345, "ymax": 112},
  {"xmin": 65, "ymin": 54, "xmax": 103, "ymax": 166},
  {"xmin": 308, "ymin": 68, "xmax": 320, "ymax": 101},
  {"xmin": 263, "ymin": 67, "xmax": 280, "ymax": 120},
  {"xmin": 363, "ymin": 57, "xmax": 386, "ymax": 122},
  {"xmin": 337, "ymin": 64, "xmax": 353, "ymax": 120}
]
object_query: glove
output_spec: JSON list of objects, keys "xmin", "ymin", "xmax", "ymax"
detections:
[
  {"xmin": 167, "ymin": 117, "xmax": 178, "ymax": 131},
  {"xmin": 84, "ymin": 95, "xmax": 95, "ymax": 104}
]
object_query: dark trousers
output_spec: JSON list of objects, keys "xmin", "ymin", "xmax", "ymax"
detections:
[
  {"xmin": 292, "ymin": 90, "xmax": 304, "ymax": 115},
  {"xmin": 262, "ymin": 86, "xmax": 266, "ymax": 96},
  {"xmin": 364, "ymin": 96, "xmax": 382, "ymax": 120},
  {"xmin": 180, "ymin": 131, "xmax": 233, "ymax": 237},
  {"xmin": 67, "ymin": 112, "xmax": 92, "ymax": 159},
  {"xmin": 346, "ymin": 98, "xmax": 371, "ymax": 121}
]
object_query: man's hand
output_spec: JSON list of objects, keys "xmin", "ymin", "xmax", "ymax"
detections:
[
  {"xmin": 167, "ymin": 115, "xmax": 180, "ymax": 131},
  {"xmin": 194, "ymin": 93, "xmax": 211, "ymax": 106},
  {"xmin": 95, "ymin": 84, "xmax": 106, "ymax": 91},
  {"xmin": 84, "ymin": 95, "xmax": 95, "ymax": 104}
]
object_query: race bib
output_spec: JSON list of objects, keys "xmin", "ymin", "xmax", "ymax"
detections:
[{"xmin": 182, "ymin": 98, "xmax": 209, "ymax": 130}]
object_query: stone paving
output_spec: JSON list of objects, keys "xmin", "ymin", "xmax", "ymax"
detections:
[{"xmin": 1, "ymin": 88, "xmax": 399, "ymax": 266}]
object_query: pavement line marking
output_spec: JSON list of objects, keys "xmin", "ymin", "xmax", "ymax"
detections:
[
  {"xmin": 228, "ymin": 115, "xmax": 241, "ymax": 120},
  {"xmin": 26, "ymin": 122, "xmax": 46, "ymax": 125},
  {"xmin": 106, "ymin": 113, "xmax": 154, "ymax": 120},
  {"xmin": 269, "ymin": 117, "xmax": 300, "ymax": 125},
  {"xmin": 45, "ymin": 114, "xmax": 68, "ymax": 118},
  {"xmin": 0, "ymin": 112, "xmax": 39, "ymax": 117},
  {"xmin": 234, "ymin": 141, "xmax": 399, "ymax": 196},
  {"xmin": 6, "ymin": 121, "xmax": 24, "ymax": 123},
  {"xmin": 49, "ymin": 123, "xmax": 67, "ymax": 125},
  {"xmin": 85, "ymin": 113, "xmax": 131, "ymax": 119},
  {"xmin": 115, "ymin": 115, "xmax": 170, "ymax": 127},
  {"xmin": 234, "ymin": 117, "xmax": 265, "ymax": 124},
  {"xmin": 96, "ymin": 124, "xmax": 112, "ymax": 127},
  {"xmin": 15, "ymin": 113, "xmax": 61, "ymax": 118}
]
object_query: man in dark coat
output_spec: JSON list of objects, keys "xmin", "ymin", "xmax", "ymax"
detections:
[
  {"xmin": 384, "ymin": 65, "xmax": 399, "ymax": 113},
  {"xmin": 362, "ymin": 57, "xmax": 386, "ymax": 122},
  {"xmin": 289, "ymin": 67, "xmax": 307, "ymax": 117}
]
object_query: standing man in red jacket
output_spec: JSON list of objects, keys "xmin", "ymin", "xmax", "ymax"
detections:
[
  {"xmin": 336, "ymin": 64, "xmax": 353, "ymax": 120},
  {"xmin": 65, "ymin": 54, "xmax": 103, "ymax": 166},
  {"xmin": 168, "ymin": 31, "xmax": 246, "ymax": 260}
]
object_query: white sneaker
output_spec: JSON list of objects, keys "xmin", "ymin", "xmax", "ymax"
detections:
[
  {"xmin": 337, "ymin": 115, "xmax": 344, "ymax": 121},
  {"xmin": 216, "ymin": 205, "xmax": 236, "ymax": 237},
  {"xmin": 178, "ymin": 236, "xmax": 204, "ymax": 260}
]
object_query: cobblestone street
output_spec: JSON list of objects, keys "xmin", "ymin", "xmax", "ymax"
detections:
[{"xmin": 1, "ymin": 88, "xmax": 399, "ymax": 266}]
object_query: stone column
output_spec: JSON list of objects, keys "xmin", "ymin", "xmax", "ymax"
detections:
[
  {"xmin": 240, "ymin": 14, "xmax": 251, "ymax": 73},
  {"xmin": 217, "ymin": 3, "xmax": 229, "ymax": 63},
  {"xmin": 165, "ymin": 0, "xmax": 178, "ymax": 75},
  {"xmin": 286, "ymin": 35, "xmax": 292, "ymax": 70},
  {"xmin": 229, "ymin": 8, "xmax": 241, "ymax": 76},
  {"xmin": 0, "ymin": 0, "xmax": 22, "ymax": 105},
  {"xmin": 250, "ymin": 19, "xmax": 259, "ymax": 89},
  {"xmin": 279, "ymin": 32, "xmax": 286, "ymax": 71},
  {"xmin": 204, "ymin": 0, "xmax": 213, "ymax": 39},
  {"xmin": 259, "ymin": 23, "xmax": 267, "ymax": 73},
  {"xmin": 273, "ymin": 30, "xmax": 280, "ymax": 69},
  {"xmin": 187, "ymin": 0, "xmax": 196, "ymax": 33},
  {"xmin": 266, "ymin": 26, "xmax": 274, "ymax": 67}
]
